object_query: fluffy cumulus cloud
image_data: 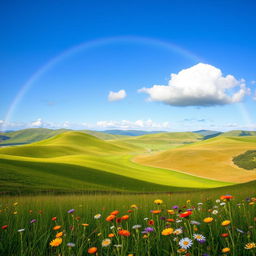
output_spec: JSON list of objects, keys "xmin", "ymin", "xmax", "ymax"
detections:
[
  {"xmin": 96, "ymin": 119, "xmax": 170, "ymax": 130},
  {"xmin": 139, "ymin": 63, "xmax": 248, "ymax": 106},
  {"xmin": 108, "ymin": 89, "xmax": 127, "ymax": 102}
]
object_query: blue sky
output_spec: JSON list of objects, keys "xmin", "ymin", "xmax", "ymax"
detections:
[{"xmin": 1, "ymin": 0, "xmax": 256, "ymax": 131}]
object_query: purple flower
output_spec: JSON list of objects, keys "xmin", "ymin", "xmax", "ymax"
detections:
[
  {"xmin": 142, "ymin": 227, "xmax": 154, "ymax": 233},
  {"xmin": 172, "ymin": 205, "xmax": 179, "ymax": 209},
  {"xmin": 30, "ymin": 219, "xmax": 37, "ymax": 224},
  {"xmin": 67, "ymin": 209, "xmax": 75, "ymax": 214},
  {"xmin": 160, "ymin": 216, "xmax": 166, "ymax": 220}
]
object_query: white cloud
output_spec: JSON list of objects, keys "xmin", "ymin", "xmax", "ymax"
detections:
[
  {"xmin": 139, "ymin": 63, "xmax": 248, "ymax": 106},
  {"xmin": 96, "ymin": 119, "xmax": 170, "ymax": 130},
  {"xmin": 108, "ymin": 89, "xmax": 127, "ymax": 102},
  {"xmin": 31, "ymin": 118, "xmax": 43, "ymax": 127},
  {"xmin": 251, "ymin": 80, "xmax": 256, "ymax": 85}
]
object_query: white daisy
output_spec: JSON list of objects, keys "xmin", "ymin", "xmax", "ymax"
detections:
[
  {"xmin": 102, "ymin": 238, "xmax": 111, "ymax": 247},
  {"xmin": 94, "ymin": 213, "xmax": 102, "ymax": 219},
  {"xmin": 193, "ymin": 233, "xmax": 206, "ymax": 242},
  {"xmin": 179, "ymin": 237, "xmax": 193, "ymax": 249},
  {"xmin": 173, "ymin": 228, "xmax": 183, "ymax": 235},
  {"xmin": 212, "ymin": 210, "xmax": 218, "ymax": 215}
]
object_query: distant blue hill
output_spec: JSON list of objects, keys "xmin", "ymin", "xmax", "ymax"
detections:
[
  {"xmin": 102, "ymin": 130, "xmax": 165, "ymax": 136},
  {"xmin": 193, "ymin": 130, "xmax": 222, "ymax": 139}
]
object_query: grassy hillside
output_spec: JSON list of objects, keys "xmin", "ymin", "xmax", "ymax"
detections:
[
  {"xmin": 233, "ymin": 150, "xmax": 256, "ymax": 170},
  {"xmin": 135, "ymin": 136, "xmax": 256, "ymax": 183},
  {"xmin": 220, "ymin": 130, "xmax": 256, "ymax": 137},
  {"xmin": 103, "ymin": 130, "xmax": 164, "ymax": 136},
  {"xmin": 0, "ymin": 131, "xmax": 229, "ymax": 194},
  {"xmin": 0, "ymin": 128, "xmax": 70, "ymax": 146},
  {"xmin": 121, "ymin": 132, "xmax": 203, "ymax": 151}
]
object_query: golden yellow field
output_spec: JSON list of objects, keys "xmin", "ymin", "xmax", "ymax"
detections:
[{"xmin": 134, "ymin": 136, "xmax": 256, "ymax": 183}]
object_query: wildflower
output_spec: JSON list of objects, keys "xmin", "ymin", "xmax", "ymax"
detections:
[
  {"xmin": 161, "ymin": 228, "xmax": 174, "ymax": 236},
  {"xmin": 154, "ymin": 199, "xmax": 163, "ymax": 205},
  {"xmin": 236, "ymin": 228, "xmax": 245, "ymax": 234},
  {"xmin": 121, "ymin": 215, "xmax": 129, "ymax": 220},
  {"xmin": 67, "ymin": 209, "xmax": 75, "ymax": 214},
  {"xmin": 173, "ymin": 228, "xmax": 183, "ymax": 235},
  {"xmin": 50, "ymin": 238, "xmax": 62, "ymax": 247},
  {"xmin": 106, "ymin": 215, "xmax": 116, "ymax": 222},
  {"xmin": 13, "ymin": 202, "xmax": 18, "ymax": 206},
  {"xmin": 111, "ymin": 210, "xmax": 119, "ymax": 215},
  {"xmin": 245, "ymin": 242, "xmax": 256, "ymax": 249},
  {"xmin": 216, "ymin": 199, "xmax": 221, "ymax": 203},
  {"xmin": 203, "ymin": 217, "xmax": 213, "ymax": 223},
  {"xmin": 114, "ymin": 244, "xmax": 122, "ymax": 248},
  {"xmin": 172, "ymin": 205, "xmax": 179, "ymax": 209},
  {"xmin": 166, "ymin": 218, "xmax": 175, "ymax": 222},
  {"xmin": 56, "ymin": 232, "xmax": 63, "ymax": 238},
  {"xmin": 130, "ymin": 204, "xmax": 138, "ymax": 209},
  {"xmin": 132, "ymin": 224, "xmax": 142, "ymax": 229},
  {"xmin": 51, "ymin": 217, "xmax": 57, "ymax": 221},
  {"xmin": 193, "ymin": 234, "xmax": 206, "ymax": 243},
  {"xmin": 67, "ymin": 242, "xmax": 75, "ymax": 247},
  {"xmin": 94, "ymin": 214, "xmax": 101, "ymax": 219},
  {"xmin": 151, "ymin": 210, "xmax": 161, "ymax": 214},
  {"xmin": 212, "ymin": 210, "xmax": 218, "ymax": 215},
  {"xmin": 179, "ymin": 237, "xmax": 193, "ymax": 249},
  {"xmin": 88, "ymin": 247, "xmax": 97, "ymax": 254},
  {"xmin": 221, "ymin": 247, "xmax": 230, "ymax": 253},
  {"xmin": 108, "ymin": 233, "xmax": 115, "ymax": 237},
  {"xmin": 190, "ymin": 220, "xmax": 200, "ymax": 225},
  {"xmin": 102, "ymin": 238, "xmax": 111, "ymax": 247},
  {"xmin": 142, "ymin": 227, "xmax": 154, "ymax": 233},
  {"xmin": 221, "ymin": 233, "xmax": 229, "ymax": 237},
  {"xmin": 220, "ymin": 202, "xmax": 226, "ymax": 206},
  {"xmin": 220, "ymin": 195, "xmax": 233, "ymax": 200},
  {"xmin": 167, "ymin": 209, "xmax": 175, "ymax": 214},
  {"xmin": 81, "ymin": 223, "xmax": 89, "ymax": 227},
  {"xmin": 221, "ymin": 220, "xmax": 231, "ymax": 226},
  {"xmin": 118, "ymin": 230, "xmax": 130, "ymax": 236},
  {"xmin": 1, "ymin": 225, "xmax": 8, "ymax": 229},
  {"xmin": 177, "ymin": 248, "xmax": 186, "ymax": 253},
  {"xmin": 13, "ymin": 211, "xmax": 18, "ymax": 215},
  {"xmin": 18, "ymin": 229, "xmax": 25, "ymax": 232},
  {"xmin": 30, "ymin": 219, "xmax": 37, "ymax": 224},
  {"xmin": 116, "ymin": 217, "xmax": 122, "ymax": 223},
  {"xmin": 53, "ymin": 225, "xmax": 61, "ymax": 230},
  {"xmin": 147, "ymin": 219, "xmax": 154, "ymax": 225},
  {"xmin": 180, "ymin": 211, "xmax": 192, "ymax": 218}
]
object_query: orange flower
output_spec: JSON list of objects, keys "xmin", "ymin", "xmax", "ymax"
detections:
[
  {"xmin": 56, "ymin": 232, "xmax": 63, "ymax": 238},
  {"xmin": 167, "ymin": 209, "xmax": 175, "ymax": 214},
  {"xmin": 220, "ymin": 195, "xmax": 233, "ymax": 200},
  {"xmin": 50, "ymin": 238, "xmax": 62, "ymax": 247},
  {"xmin": 161, "ymin": 228, "xmax": 174, "ymax": 236},
  {"xmin": 106, "ymin": 215, "xmax": 116, "ymax": 222},
  {"xmin": 166, "ymin": 218, "xmax": 175, "ymax": 222},
  {"xmin": 118, "ymin": 229, "xmax": 131, "ymax": 236},
  {"xmin": 127, "ymin": 209, "xmax": 133, "ymax": 213},
  {"xmin": 221, "ymin": 220, "xmax": 231, "ymax": 226},
  {"xmin": 108, "ymin": 233, "xmax": 115, "ymax": 238},
  {"xmin": 88, "ymin": 247, "xmax": 97, "ymax": 254},
  {"xmin": 148, "ymin": 219, "xmax": 154, "ymax": 225},
  {"xmin": 53, "ymin": 225, "xmax": 61, "ymax": 230},
  {"xmin": 121, "ymin": 215, "xmax": 129, "ymax": 220},
  {"xmin": 111, "ymin": 210, "xmax": 119, "ymax": 215},
  {"xmin": 81, "ymin": 223, "xmax": 89, "ymax": 227},
  {"xmin": 151, "ymin": 210, "xmax": 161, "ymax": 214},
  {"xmin": 203, "ymin": 217, "xmax": 213, "ymax": 223}
]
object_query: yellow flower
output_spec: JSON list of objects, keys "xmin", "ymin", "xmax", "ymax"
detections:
[
  {"xmin": 186, "ymin": 200, "xmax": 191, "ymax": 204},
  {"xmin": 249, "ymin": 202, "xmax": 254, "ymax": 205},
  {"xmin": 81, "ymin": 223, "xmax": 89, "ymax": 227},
  {"xmin": 167, "ymin": 209, "xmax": 175, "ymax": 214},
  {"xmin": 13, "ymin": 202, "xmax": 18, "ymax": 206},
  {"xmin": 222, "ymin": 247, "xmax": 230, "ymax": 253},
  {"xmin": 245, "ymin": 242, "xmax": 256, "ymax": 249},
  {"xmin": 130, "ymin": 204, "xmax": 138, "ymax": 209},
  {"xmin": 50, "ymin": 238, "xmax": 62, "ymax": 247},
  {"xmin": 143, "ymin": 234, "xmax": 148, "ymax": 239},
  {"xmin": 154, "ymin": 199, "xmax": 163, "ymax": 205},
  {"xmin": 161, "ymin": 228, "xmax": 174, "ymax": 236},
  {"xmin": 13, "ymin": 211, "xmax": 18, "ymax": 215},
  {"xmin": 203, "ymin": 217, "xmax": 214, "ymax": 223},
  {"xmin": 55, "ymin": 232, "xmax": 63, "ymax": 238},
  {"xmin": 101, "ymin": 238, "xmax": 111, "ymax": 247},
  {"xmin": 221, "ymin": 220, "xmax": 231, "ymax": 226}
]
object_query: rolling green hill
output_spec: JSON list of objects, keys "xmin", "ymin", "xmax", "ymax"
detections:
[
  {"xmin": 135, "ymin": 136, "xmax": 256, "ymax": 183},
  {"xmin": 0, "ymin": 131, "xmax": 229, "ymax": 194},
  {"xmin": 0, "ymin": 128, "xmax": 131, "ymax": 146},
  {"xmin": 121, "ymin": 132, "xmax": 204, "ymax": 151},
  {"xmin": 220, "ymin": 130, "xmax": 256, "ymax": 137}
]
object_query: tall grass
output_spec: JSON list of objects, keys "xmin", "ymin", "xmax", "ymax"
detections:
[{"xmin": 0, "ymin": 184, "xmax": 255, "ymax": 255}]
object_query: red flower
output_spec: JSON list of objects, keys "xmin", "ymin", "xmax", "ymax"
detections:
[
  {"xmin": 110, "ymin": 210, "xmax": 119, "ymax": 215},
  {"xmin": 2, "ymin": 225, "xmax": 8, "ymax": 229},
  {"xmin": 180, "ymin": 211, "xmax": 192, "ymax": 218},
  {"xmin": 148, "ymin": 219, "xmax": 154, "ymax": 225},
  {"xmin": 118, "ymin": 230, "xmax": 130, "ymax": 236},
  {"xmin": 220, "ymin": 195, "xmax": 233, "ymax": 200},
  {"xmin": 52, "ymin": 217, "xmax": 57, "ymax": 221},
  {"xmin": 221, "ymin": 233, "xmax": 229, "ymax": 237}
]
